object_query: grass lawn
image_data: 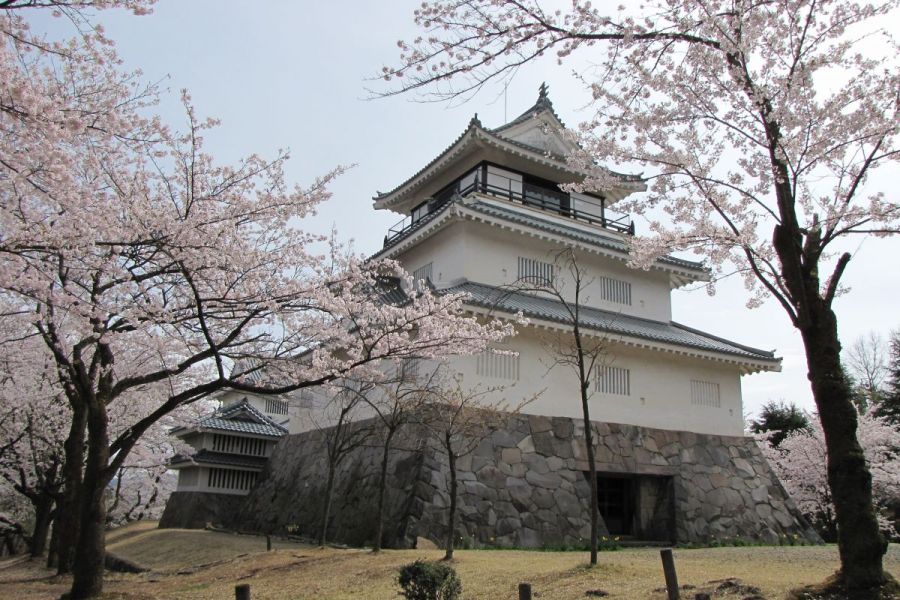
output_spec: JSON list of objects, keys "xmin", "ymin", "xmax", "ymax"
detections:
[{"xmin": 1, "ymin": 522, "xmax": 898, "ymax": 599}]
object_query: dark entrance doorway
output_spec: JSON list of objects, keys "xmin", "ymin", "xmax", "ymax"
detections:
[
  {"xmin": 597, "ymin": 475, "xmax": 634, "ymax": 535},
  {"xmin": 594, "ymin": 473, "xmax": 676, "ymax": 541}
]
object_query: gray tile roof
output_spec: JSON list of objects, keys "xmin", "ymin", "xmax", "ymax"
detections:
[
  {"xmin": 171, "ymin": 399, "xmax": 288, "ymax": 438},
  {"xmin": 443, "ymin": 281, "xmax": 777, "ymax": 363},
  {"xmin": 170, "ymin": 450, "xmax": 269, "ymax": 470},
  {"xmin": 374, "ymin": 102, "xmax": 638, "ymax": 205}
]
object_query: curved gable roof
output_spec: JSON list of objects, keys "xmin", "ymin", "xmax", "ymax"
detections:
[{"xmin": 373, "ymin": 89, "xmax": 644, "ymax": 212}]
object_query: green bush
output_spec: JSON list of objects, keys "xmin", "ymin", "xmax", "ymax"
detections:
[{"xmin": 397, "ymin": 560, "xmax": 462, "ymax": 600}]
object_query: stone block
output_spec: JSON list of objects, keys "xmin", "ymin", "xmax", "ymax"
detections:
[
  {"xmin": 496, "ymin": 517, "xmax": 522, "ymax": 536},
  {"xmin": 508, "ymin": 483, "xmax": 532, "ymax": 511},
  {"xmin": 463, "ymin": 481, "xmax": 490, "ymax": 497},
  {"xmin": 552, "ymin": 437, "xmax": 575, "ymax": 458},
  {"xmin": 552, "ymin": 418, "xmax": 574, "ymax": 438},
  {"xmin": 546, "ymin": 456, "xmax": 565, "ymax": 472},
  {"xmin": 517, "ymin": 527, "xmax": 542, "ymax": 547},
  {"xmin": 494, "ymin": 500, "xmax": 519, "ymax": 519},
  {"xmin": 521, "ymin": 451, "xmax": 547, "ymax": 472},
  {"xmin": 773, "ymin": 509, "xmax": 795, "ymax": 528},
  {"xmin": 555, "ymin": 490, "xmax": 584, "ymax": 517},
  {"xmin": 594, "ymin": 445, "xmax": 615, "ymax": 463},
  {"xmin": 709, "ymin": 472, "xmax": 729, "ymax": 488},
  {"xmin": 660, "ymin": 442, "xmax": 681, "ymax": 459},
  {"xmin": 528, "ymin": 415, "xmax": 553, "ymax": 434},
  {"xmin": 525, "ymin": 471, "xmax": 563, "ymax": 489},
  {"xmin": 533, "ymin": 488, "xmax": 556, "ymax": 510},
  {"xmin": 733, "ymin": 457, "xmax": 755, "ymax": 477},
  {"xmin": 533, "ymin": 431, "xmax": 556, "ymax": 456},
  {"xmin": 477, "ymin": 466, "xmax": 506, "ymax": 489},
  {"xmin": 709, "ymin": 446, "xmax": 731, "ymax": 467},
  {"xmin": 651, "ymin": 455, "xmax": 670, "ymax": 467},
  {"xmin": 492, "ymin": 430, "xmax": 520, "ymax": 448},
  {"xmin": 456, "ymin": 454, "xmax": 472, "ymax": 472},
  {"xmin": 517, "ymin": 435, "xmax": 535, "ymax": 453},
  {"xmin": 693, "ymin": 474, "xmax": 712, "ymax": 493},
  {"xmin": 501, "ymin": 447, "xmax": 522, "ymax": 464}
]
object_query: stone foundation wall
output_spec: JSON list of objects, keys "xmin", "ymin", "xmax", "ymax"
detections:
[
  {"xmin": 214, "ymin": 414, "xmax": 821, "ymax": 548},
  {"xmin": 158, "ymin": 491, "xmax": 246, "ymax": 530},
  {"xmin": 231, "ymin": 427, "xmax": 428, "ymax": 548}
]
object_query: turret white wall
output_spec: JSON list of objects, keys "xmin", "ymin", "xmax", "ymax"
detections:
[
  {"xmin": 399, "ymin": 220, "xmax": 673, "ymax": 322},
  {"xmin": 441, "ymin": 328, "xmax": 746, "ymax": 437}
]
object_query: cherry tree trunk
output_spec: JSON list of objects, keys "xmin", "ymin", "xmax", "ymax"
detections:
[
  {"xmin": 800, "ymin": 302, "xmax": 886, "ymax": 593},
  {"xmin": 580, "ymin": 384, "xmax": 599, "ymax": 566},
  {"xmin": 372, "ymin": 428, "xmax": 396, "ymax": 553},
  {"xmin": 69, "ymin": 402, "xmax": 110, "ymax": 599},
  {"xmin": 443, "ymin": 446, "xmax": 457, "ymax": 561},
  {"xmin": 29, "ymin": 495, "xmax": 54, "ymax": 557},
  {"xmin": 318, "ymin": 465, "xmax": 337, "ymax": 547},
  {"xmin": 46, "ymin": 515, "xmax": 58, "ymax": 568},
  {"xmin": 56, "ymin": 403, "xmax": 87, "ymax": 574}
]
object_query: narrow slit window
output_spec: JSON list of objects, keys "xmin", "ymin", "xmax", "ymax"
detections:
[
  {"xmin": 476, "ymin": 348, "xmax": 520, "ymax": 380},
  {"xmin": 691, "ymin": 380, "xmax": 721, "ymax": 408},
  {"xmin": 598, "ymin": 276, "xmax": 632, "ymax": 305},
  {"xmin": 596, "ymin": 365, "xmax": 631, "ymax": 396},
  {"xmin": 517, "ymin": 257, "xmax": 554, "ymax": 287},
  {"xmin": 412, "ymin": 263, "xmax": 433, "ymax": 284}
]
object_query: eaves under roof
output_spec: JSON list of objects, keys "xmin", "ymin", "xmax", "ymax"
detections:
[
  {"xmin": 371, "ymin": 195, "xmax": 708, "ymax": 286},
  {"xmin": 169, "ymin": 450, "xmax": 269, "ymax": 471},
  {"xmin": 171, "ymin": 399, "xmax": 287, "ymax": 439},
  {"xmin": 442, "ymin": 280, "xmax": 780, "ymax": 369}
]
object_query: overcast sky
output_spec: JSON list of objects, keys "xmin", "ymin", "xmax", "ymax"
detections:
[{"xmin": 28, "ymin": 1, "xmax": 900, "ymax": 420}]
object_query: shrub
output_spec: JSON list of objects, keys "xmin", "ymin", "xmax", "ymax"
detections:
[{"xmin": 397, "ymin": 560, "xmax": 462, "ymax": 600}]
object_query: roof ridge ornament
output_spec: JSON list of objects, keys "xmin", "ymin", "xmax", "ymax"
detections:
[
  {"xmin": 536, "ymin": 82, "xmax": 552, "ymax": 108},
  {"xmin": 469, "ymin": 113, "xmax": 482, "ymax": 127}
]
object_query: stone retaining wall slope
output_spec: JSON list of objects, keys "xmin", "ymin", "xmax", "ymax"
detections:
[{"xmin": 189, "ymin": 413, "xmax": 821, "ymax": 548}]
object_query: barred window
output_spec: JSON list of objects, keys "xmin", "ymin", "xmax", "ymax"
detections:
[
  {"xmin": 598, "ymin": 276, "xmax": 632, "ymax": 305},
  {"xmin": 207, "ymin": 468, "xmax": 259, "ymax": 491},
  {"xmin": 476, "ymin": 348, "xmax": 520, "ymax": 380},
  {"xmin": 412, "ymin": 263, "xmax": 433, "ymax": 284},
  {"xmin": 265, "ymin": 398, "xmax": 288, "ymax": 416},
  {"xmin": 211, "ymin": 434, "xmax": 268, "ymax": 456},
  {"xmin": 400, "ymin": 357, "xmax": 421, "ymax": 380},
  {"xmin": 596, "ymin": 365, "xmax": 630, "ymax": 396},
  {"xmin": 517, "ymin": 257, "xmax": 554, "ymax": 286},
  {"xmin": 691, "ymin": 380, "xmax": 721, "ymax": 407}
]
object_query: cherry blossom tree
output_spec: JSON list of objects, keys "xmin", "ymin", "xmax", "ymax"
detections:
[
  {"xmin": 0, "ymin": 356, "xmax": 66, "ymax": 558},
  {"xmin": 758, "ymin": 410, "xmax": 900, "ymax": 542},
  {"xmin": 382, "ymin": 1, "xmax": 899, "ymax": 594},
  {"xmin": 0, "ymin": 3, "xmax": 513, "ymax": 598}
]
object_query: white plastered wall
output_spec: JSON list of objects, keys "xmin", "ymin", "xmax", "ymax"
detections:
[
  {"xmin": 445, "ymin": 327, "xmax": 746, "ymax": 436},
  {"xmin": 398, "ymin": 220, "xmax": 673, "ymax": 322}
]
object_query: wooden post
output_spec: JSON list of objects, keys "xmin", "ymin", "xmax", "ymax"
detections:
[
  {"xmin": 660, "ymin": 548, "xmax": 680, "ymax": 600},
  {"xmin": 266, "ymin": 535, "xmax": 272, "ymax": 552},
  {"xmin": 235, "ymin": 583, "xmax": 251, "ymax": 600},
  {"xmin": 518, "ymin": 582, "xmax": 532, "ymax": 600}
]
